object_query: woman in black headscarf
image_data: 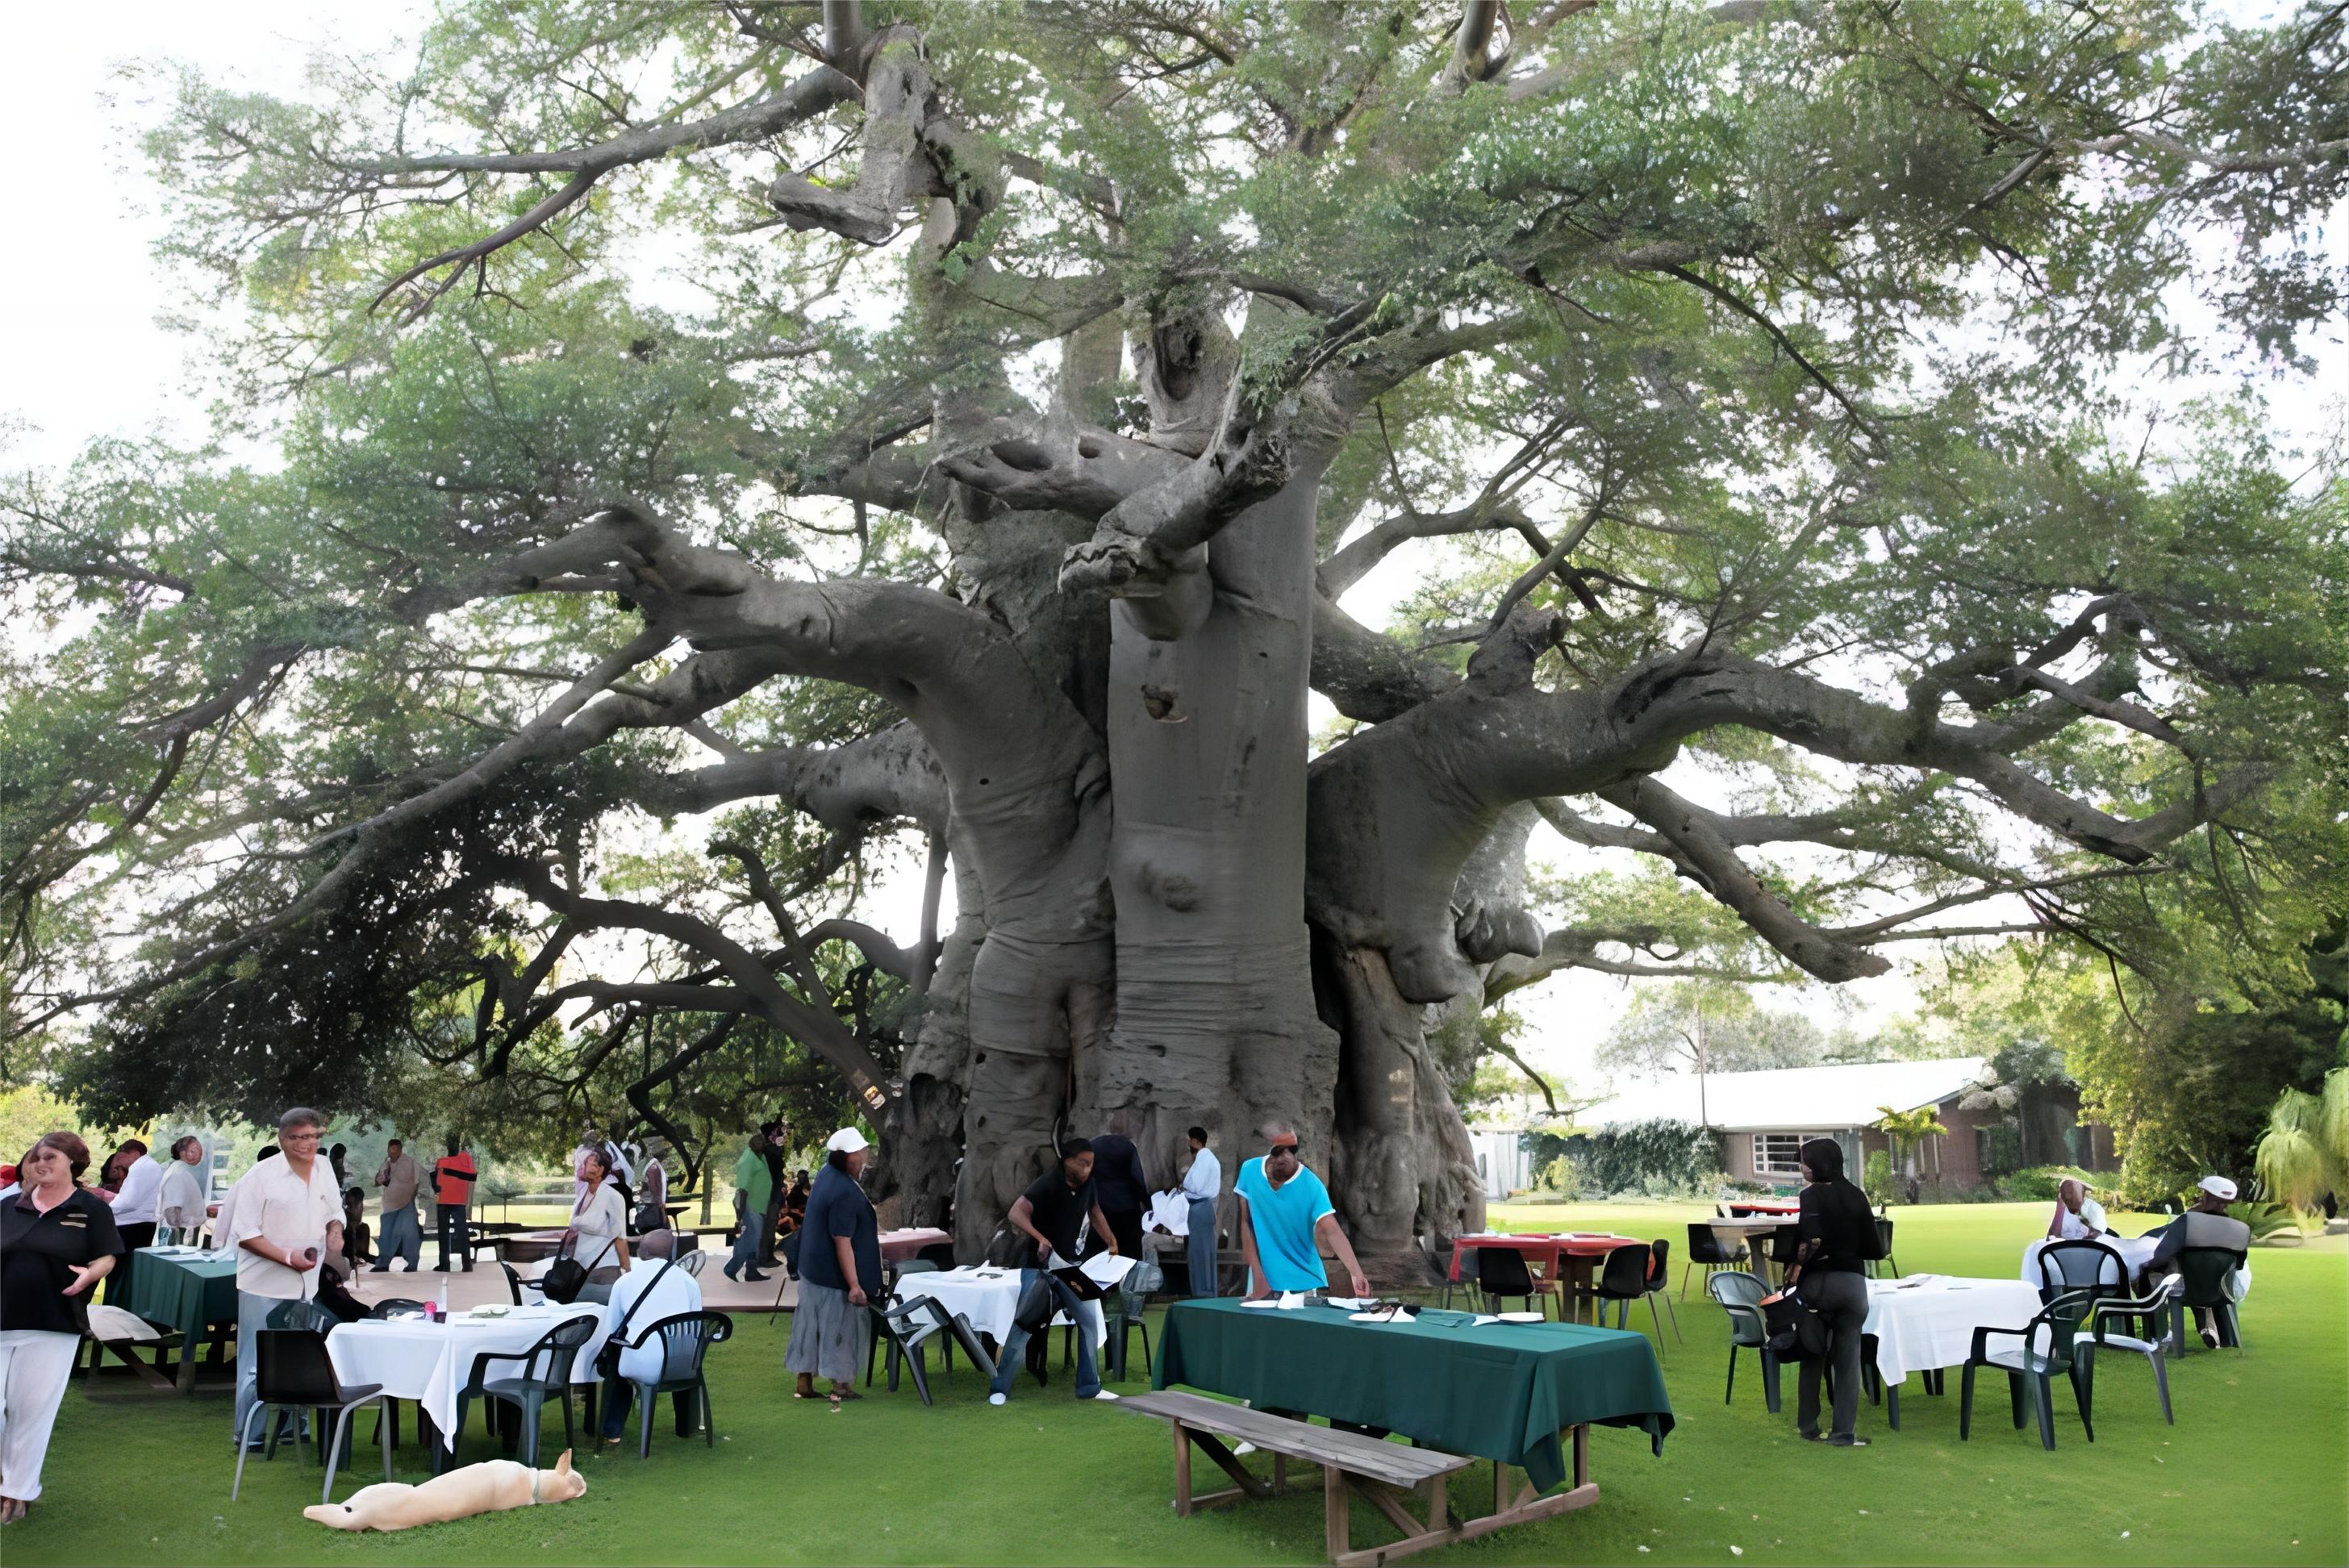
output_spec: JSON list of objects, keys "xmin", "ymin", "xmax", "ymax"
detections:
[{"xmin": 1792, "ymin": 1137, "xmax": 1877, "ymax": 1447}]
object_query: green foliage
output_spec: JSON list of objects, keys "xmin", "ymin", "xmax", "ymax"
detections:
[
  {"xmin": 1863, "ymin": 1149, "xmax": 1895, "ymax": 1208},
  {"xmin": 1998, "ymin": 1166, "xmax": 2099, "ymax": 1204},
  {"xmin": 2255, "ymin": 1066, "xmax": 2349, "ymax": 1220},
  {"xmin": 1872, "ymin": 1106, "xmax": 1949, "ymax": 1172},
  {"xmin": 1573, "ymin": 1118, "xmax": 1721, "ymax": 1199},
  {"xmin": 1537, "ymin": 1153, "xmax": 1579, "ymax": 1199}
]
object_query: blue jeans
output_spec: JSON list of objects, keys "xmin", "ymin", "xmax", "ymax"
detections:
[
  {"xmin": 987, "ymin": 1270, "xmax": 1102, "ymax": 1399},
  {"xmin": 371, "ymin": 1206, "xmax": 421, "ymax": 1270},
  {"xmin": 600, "ymin": 1378, "xmax": 634, "ymax": 1439},
  {"xmin": 1186, "ymin": 1199, "xmax": 1220, "ymax": 1297}
]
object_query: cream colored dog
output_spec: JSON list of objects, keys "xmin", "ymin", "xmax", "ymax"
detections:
[{"xmin": 302, "ymin": 1449, "xmax": 586, "ymax": 1532}]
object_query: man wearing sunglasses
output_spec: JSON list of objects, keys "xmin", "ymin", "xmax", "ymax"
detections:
[{"xmin": 1234, "ymin": 1123, "xmax": 1369, "ymax": 1301}]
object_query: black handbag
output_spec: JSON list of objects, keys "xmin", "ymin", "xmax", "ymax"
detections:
[
  {"xmin": 1763, "ymin": 1275, "xmax": 1830, "ymax": 1361},
  {"xmin": 593, "ymin": 1256, "xmax": 677, "ymax": 1381},
  {"xmin": 540, "ymin": 1234, "xmax": 615, "ymax": 1305},
  {"xmin": 1012, "ymin": 1271, "xmax": 1059, "ymax": 1336}
]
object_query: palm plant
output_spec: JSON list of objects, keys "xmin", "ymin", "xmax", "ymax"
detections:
[
  {"xmin": 1874, "ymin": 1106, "xmax": 1950, "ymax": 1184},
  {"xmin": 2254, "ymin": 1067, "xmax": 2348, "ymax": 1220}
]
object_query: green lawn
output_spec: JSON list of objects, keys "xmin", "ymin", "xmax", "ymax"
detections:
[{"xmin": 10, "ymin": 1202, "xmax": 2341, "ymax": 1566}]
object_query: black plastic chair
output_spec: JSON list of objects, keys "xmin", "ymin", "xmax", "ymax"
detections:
[
  {"xmin": 1593, "ymin": 1244, "xmax": 1664, "ymax": 1353},
  {"xmin": 455, "ymin": 1315, "xmax": 595, "ymax": 1466},
  {"xmin": 365, "ymin": 1299, "xmax": 428, "ymax": 1319},
  {"xmin": 265, "ymin": 1298, "xmax": 340, "ymax": 1334},
  {"xmin": 868, "ymin": 1294, "xmax": 947, "ymax": 1403},
  {"xmin": 607, "ymin": 1310, "xmax": 732, "ymax": 1457},
  {"xmin": 1642, "ymin": 1239, "xmax": 1682, "ymax": 1341},
  {"xmin": 231, "ymin": 1330, "xmax": 390, "ymax": 1503},
  {"xmin": 1871, "ymin": 1218, "xmax": 1899, "ymax": 1278},
  {"xmin": 1706, "ymin": 1271, "xmax": 1779, "ymax": 1412},
  {"xmin": 1476, "ymin": 1246, "xmax": 1544, "ymax": 1316},
  {"xmin": 1682, "ymin": 1222, "xmax": 1748, "ymax": 1299},
  {"xmin": 1959, "ymin": 1287, "xmax": 2097, "ymax": 1449},
  {"xmin": 916, "ymin": 1241, "xmax": 957, "ymax": 1270},
  {"xmin": 2035, "ymin": 1241, "xmax": 2128, "ymax": 1303},
  {"xmin": 2169, "ymin": 1246, "xmax": 2248, "ymax": 1353},
  {"xmin": 495, "ymin": 1261, "xmax": 528, "ymax": 1306}
]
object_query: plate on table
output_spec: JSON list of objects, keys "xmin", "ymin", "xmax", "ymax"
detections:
[
  {"xmin": 1495, "ymin": 1311, "xmax": 1546, "ymax": 1324},
  {"xmin": 1240, "ymin": 1299, "xmax": 1284, "ymax": 1309},
  {"xmin": 1325, "ymin": 1297, "xmax": 1375, "ymax": 1310}
]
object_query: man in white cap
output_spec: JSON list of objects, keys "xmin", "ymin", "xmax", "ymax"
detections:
[{"xmin": 2140, "ymin": 1175, "xmax": 2252, "ymax": 1347}]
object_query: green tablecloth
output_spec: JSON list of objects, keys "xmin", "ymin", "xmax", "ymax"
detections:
[
  {"xmin": 125, "ymin": 1249, "xmax": 238, "ymax": 1344},
  {"xmin": 1155, "ymin": 1299, "xmax": 1673, "ymax": 1493}
]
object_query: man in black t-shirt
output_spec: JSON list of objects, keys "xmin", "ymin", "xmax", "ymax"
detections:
[
  {"xmin": 993, "ymin": 1138, "xmax": 1121, "ymax": 1406},
  {"xmin": 1009, "ymin": 1139, "xmax": 1116, "ymax": 1267}
]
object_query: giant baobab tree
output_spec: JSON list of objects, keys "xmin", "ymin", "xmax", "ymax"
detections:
[{"xmin": 2, "ymin": 1, "xmax": 2342, "ymax": 1278}]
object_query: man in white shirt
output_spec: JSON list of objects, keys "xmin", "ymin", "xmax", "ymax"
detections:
[
  {"xmin": 2047, "ymin": 1179, "xmax": 2107, "ymax": 1241},
  {"xmin": 106, "ymin": 1141, "xmax": 165, "ymax": 1300},
  {"xmin": 225, "ymin": 1108, "xmax": 344, "ymax": 1449},
  {"xmin": 594, "ymin": 1228, "xmax": 703, "ymax": 1448},
  {"xmin": 1179, "ymin": 1126, "xmax": 1222, "ymax": 1299}
]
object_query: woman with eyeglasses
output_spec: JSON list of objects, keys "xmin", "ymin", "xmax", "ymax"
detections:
[{"xmin": 1, "ymin": 1132, "xmax": 124, "ymax": 1524}]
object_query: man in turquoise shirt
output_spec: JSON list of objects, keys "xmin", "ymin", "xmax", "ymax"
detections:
[{"xmin": 1234, "ymin": 1123, "xmax": 1369, "ymax": 1299}]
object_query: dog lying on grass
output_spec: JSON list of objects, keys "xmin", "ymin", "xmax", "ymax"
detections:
[{"xmin": 302, "ymin": 1449, "xmax": 586, "ymax": 1531}]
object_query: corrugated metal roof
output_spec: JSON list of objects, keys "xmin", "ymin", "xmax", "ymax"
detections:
[{"xmin": 1577, "ymin": 1056, "xmax": 1989, "ymax": 1132}]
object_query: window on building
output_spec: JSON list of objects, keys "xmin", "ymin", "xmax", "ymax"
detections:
[{"xmin": 1751, "ymin": 1134, "xmax": 1818, "ymax": 1178}]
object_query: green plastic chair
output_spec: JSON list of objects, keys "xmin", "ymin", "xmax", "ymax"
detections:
[
  {"xmin": 2086, "ymin": 1274, "xmax": 2179, "ymax": 1424},
  {"xmin": 2168, "ymin": 1247, "xmax": 2247, "ymax": 1353},
  {"xmin": 453, "ymin": 1314, "xmax": 595, "ymax": 1466},
  {"xmin": 1959, "ymin": 1287, "xmax": 2097, "ymax": 1449},
  {"xmin": 608, "ymin": 1309, "xmax": 733, "ymax": 1457},
  {"xmin": 1705, "ymin": 1270, "xmax": 1779, "ymax": 1413}
]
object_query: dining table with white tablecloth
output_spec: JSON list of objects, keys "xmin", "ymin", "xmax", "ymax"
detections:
[
  {"xmin": 891, "ymin": 1266, "xmax": 1106, "ymax": 1345},
  {"xmin": 1861, "ymin": 1275, "xmax": 2049, "ymax": 1386},
  {"xmin": 2017, "ymin": 1233, "xmax": 2163, "ymax": 1288},
  {"xmin": 326, "ymin": 1303, "xmax": 609, "ymax": 1454}
]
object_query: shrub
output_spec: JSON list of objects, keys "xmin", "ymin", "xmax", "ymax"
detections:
[
  {"xmin": 1538, "ymin": 1154, "xmax": 1579, "ymax": 1199},
  {"xmin": 1999, "ymin": 1166, "xmax": 2099, "ymax": 1203},
  {"xmin": 1863, "ymin": 1150, "xmax": 1895, "ymax": 1207}
]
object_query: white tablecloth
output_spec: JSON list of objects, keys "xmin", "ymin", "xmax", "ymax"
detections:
[
  {"xmin": 897, "ymin": 1268, "xmax": 1104, "ymax": 1345},
  {"xmin": 1862, "ymin": 1277, "xmax": 2047, "ymax": 1385},
  {"xmin": 327, "ymin": 1304, "xmax": 607, "ymax": 1449}
]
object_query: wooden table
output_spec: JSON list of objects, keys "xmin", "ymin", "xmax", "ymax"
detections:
[
  {"xmin": 1447, "ymin": 1234, "xmax": 1642, "ymax": 1324},
  {"xmin": 1708, "ymin": 1216, "xmax": 1799, "ymax": 1284}
]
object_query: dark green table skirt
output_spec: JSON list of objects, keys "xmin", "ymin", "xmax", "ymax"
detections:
[
  {"xmin": 126, "ymin": 1249, "xmax": 239, "ymax": 1345},
  {"xmin": 1155, "ymin": 1299, "xmax": 1673, "ymax": 1493}
]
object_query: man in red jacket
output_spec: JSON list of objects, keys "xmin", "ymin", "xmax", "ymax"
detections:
[{"xmin": 432, "ymin": 1136, "xmax": 478, "ymax": 1273}]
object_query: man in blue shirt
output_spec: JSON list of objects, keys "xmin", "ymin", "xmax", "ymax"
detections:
[{"xmin": 1235, "ymin": 1123, "xmax": 1368, "ymax": 1299}]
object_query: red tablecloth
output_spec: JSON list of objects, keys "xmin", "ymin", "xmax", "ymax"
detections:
[
  {"xmin": 1446, "ymin": 1232, "xmax": 1642, "ymax": 1282},
  {"xmin": 879, "ymin": 1226, "xmax": 953, "ymax": 1262}
]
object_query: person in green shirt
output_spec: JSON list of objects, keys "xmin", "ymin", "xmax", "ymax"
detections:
[{"xmin": 722, "ymin": 1131, "xmax": 775, "ymax": 1282}]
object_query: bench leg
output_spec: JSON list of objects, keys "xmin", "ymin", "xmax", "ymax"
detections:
[
  {"xmin": 1325, "ymin": 1469, "xmax": 1350, "ymax": 1562},
  {"xmin": 1173, "ymin": 1420, "xmax": 1193, "ymax": 1516}
]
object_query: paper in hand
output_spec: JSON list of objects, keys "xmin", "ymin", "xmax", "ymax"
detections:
[{"xmin": 1079, "ymin": 1253, "xmax": 1137, "ymax": 1289}]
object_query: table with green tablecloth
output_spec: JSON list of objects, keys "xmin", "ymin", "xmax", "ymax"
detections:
[
  {"xmin": 125, "ymin": 1249, "xmax": 239, "ymax": 1392},
  {"xmin": 1154, "ymin": 1299, "xmax": 1672, "ymax": 1496}
]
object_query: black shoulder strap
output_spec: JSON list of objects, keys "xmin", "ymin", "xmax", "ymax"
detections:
[{"xmin": 609, "ymin": 1256, "xmax": 679, "ymax": 1345}]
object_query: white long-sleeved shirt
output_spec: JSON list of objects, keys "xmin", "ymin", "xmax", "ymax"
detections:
[
  {"xmin": 111, "ymin": 1155, "xmax": 165, "ymax": 1227},
  {"xmin": 158, "ymin": 1159, "xmax": 210, "ymax": 1234},
  {"xmin": 1179, "ymin": 1146, "xmax": 1222, "ymax": 1203}
]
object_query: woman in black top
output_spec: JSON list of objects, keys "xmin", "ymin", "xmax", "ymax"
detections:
[
  {"xmin": 1, "ymin": 1132, "xmax": 124, "ymax": 1522},
  {"xmin": 1792, "ymin": 1137, "xmax": 1875, "ymax": 1448}
]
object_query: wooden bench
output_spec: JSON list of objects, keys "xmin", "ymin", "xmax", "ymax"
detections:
[
  {"xmin": 81, "ymin": 1304, "xmax": 181, "ymax": 1392},
  {"xmin": 1120, "ymin": 1391, "xmax": 1476, "ymax": 1566}
]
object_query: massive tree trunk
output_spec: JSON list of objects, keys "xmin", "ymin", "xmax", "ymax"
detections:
[{"xmin": 1078, "ymin": 467, "xmax": 1341, "ymax": 1219}]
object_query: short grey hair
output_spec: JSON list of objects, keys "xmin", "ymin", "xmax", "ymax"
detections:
[
  {"xmin": 277, "ymin": 1107, "xmax": 325, "ymax": 1134},
  {"xmin": 638, "ymin": 1228, "xmax": 677, "ymax": 1259}
]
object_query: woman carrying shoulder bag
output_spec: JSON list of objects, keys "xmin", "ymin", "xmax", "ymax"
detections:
[
  {"xmin": 548, "ymin": 1149, "xmax": 629, "ymax": 1305},
  {"xmin": 1792, "ymin": 1137, "xmax": 1877, "ymax": 1449}
]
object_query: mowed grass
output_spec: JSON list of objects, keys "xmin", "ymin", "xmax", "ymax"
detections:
[{"xmin": 9, "ymin": 1202, "xmax": 2341, "ymax": 1566}]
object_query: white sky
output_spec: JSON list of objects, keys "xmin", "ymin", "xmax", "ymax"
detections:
[{"xmin": 3, "ymin": 2, "xmax": 2339, "ymax": 1102}]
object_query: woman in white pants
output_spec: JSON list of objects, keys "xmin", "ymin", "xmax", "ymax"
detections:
[{"xmin": 1, "ymin": 1132, "xmax": 123, "ymax": 1524}]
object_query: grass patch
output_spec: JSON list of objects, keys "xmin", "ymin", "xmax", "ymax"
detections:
[{"xmin": 9, "ymin": 1202, "xmax": 2340, "ymax": 1565}]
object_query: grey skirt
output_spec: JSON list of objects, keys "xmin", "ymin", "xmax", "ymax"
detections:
[{"xmin": 785, "ymin": 1280, "xmax": 870, "ymax": 1382}]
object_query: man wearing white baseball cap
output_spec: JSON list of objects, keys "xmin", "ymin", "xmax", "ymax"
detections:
[
  {"xmin": 785, "ymin": 1128, "xmax": 882, "ymax": 1407},
  {"xmin": 2139, "ymin": 1175, "xmax": 2252, "ymax": 1348}
]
